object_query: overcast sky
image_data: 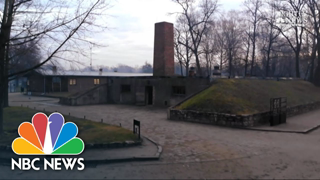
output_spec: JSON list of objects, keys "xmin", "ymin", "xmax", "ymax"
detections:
[{"xmin": 76, "ymin": 0, "xmax": 243, "ymax": 68}]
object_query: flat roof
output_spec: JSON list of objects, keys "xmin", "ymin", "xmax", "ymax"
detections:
[{"xmin": 36, "ymin": 70, "xmax": 153, "ymax": 77}]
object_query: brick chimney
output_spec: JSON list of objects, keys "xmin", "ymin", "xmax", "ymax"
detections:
[
  {"xmin": 153, "ymin": 22, "xmax": 174, "ymax": 76},
  {"xmin": 52, "ymin": 66, "xmax": 57, "ymax": 75}
]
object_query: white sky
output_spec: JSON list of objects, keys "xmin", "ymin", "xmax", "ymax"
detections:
[{"xmin": 76, "ymin": 0, "xmax": 245, "ymax": 68}]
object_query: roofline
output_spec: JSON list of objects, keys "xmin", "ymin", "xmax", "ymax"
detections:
[
  {"xmin": 42, "ymin": 75, "xmax": 153, "ymax": 78},
  {"xmin": 38, "ymin": 75, "xmax": 210, "ymax": 79}
]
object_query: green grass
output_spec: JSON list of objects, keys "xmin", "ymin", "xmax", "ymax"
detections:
[
  {"xmin": 177, "ymin": 79, "xmax": 320, "ymax": 115},
  {"xmin": 0, "ymin": 107, "xmax": 138, "ymax": 146}
]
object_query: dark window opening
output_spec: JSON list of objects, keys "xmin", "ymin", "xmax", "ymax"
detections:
[
  {"xmin": 145, "ymin": 86, "xmax": 153, "ymax": 105},
  {"xmin": 121, "ymin": 85, "xmax": 131, "ymax": 93},
  {"xmin": 172, "ymin": 86, "xmax": 186, "ymax": 95}
]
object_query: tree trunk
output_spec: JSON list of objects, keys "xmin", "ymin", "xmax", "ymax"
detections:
[
  {"xmin": 2, "ymin": 0, "xmax": 14, "ymax": 107},
  {"xmin": 244, "ymin": 61, "xmax": 248, "ymax": 77},
  {"xmin": 220, "ymin": 50, "xmax": 223, "ymax": 71},
  {"xmin": 0, "ymin": 83, "xmax": 3, "ymax": 135},
  {"xmin": 180, "ymin": 63, "xmax": 183, "ymax": 76},
  {"xmin": 295, "ymin": 51, "xmax": 300, "ymax": 78},
  {"xmin": 266, "ymin": 50, "xmax": 271, "ymax": 77},
  {"xmin": 0, "ymin": 107, "xmax": 3, "ymax": 135},
  {"xmin": 309, "ymin": 40, "xmax": 316, "ymax": 82},
  {"xmin": 206, "ymin": 51, "xmax": 210, "ymax": 76},
  {"xmin": 185, "ymin": 40, "xmax": 189, "ymax": 77},
  {"xmin": 0, "ymin": 46, "xmax": 3, "ymax": 134},
  {"xmin": 250, "ymin": 24, "xmax": 256, "ymax": 76},
  {"xmin": 3, "ymin": 79, "xmax": 8, "ymax": 107},
  {"xmin": 266, "ymin": 29, "xmax": 274, "ymax": 78},
  {"xmin": 194, "ymin": 53, "xmax": 202, "ymax": 77},
  {"xmin": 251, "ymin": 41, "xmax": 255, "ymax": 76},
  {"xmin": 244, "ymin": 38, "xmax": 250, "ymax": 77},
  {"xmin": 186, "ymin": 64, "xmax": 189, "ymax": 77},
  {"xmin": 229, "ymin": 49, "xmax": 232, "ymax": 77},
  {"xmin": 3, "ymin": 41, "xmax": 10, "ymax": 107},
  {"xmin": 314, "ymin": 36, "xmax": 320, "ymax": 86},
  {"xmin": 3, "ymin": 47, "xmax": 9, "ymax": 108},
  {"xmin": 0, "ymin": 0, "xmax": 15, "ymax": 134}
]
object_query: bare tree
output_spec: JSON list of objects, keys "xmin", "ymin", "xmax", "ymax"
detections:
[
  {"xmin": 244, "ymin": 0, "xmax": 264, "ymax": 76},
  {"xmin": 0, "ymin": 0, "xmax": 110, "ymax": 134},
  {"xmin": 217, "ymin": 11, "xmax": 244, "ymax": 77},
  {"xmin": 174, "ymin": 15, "xmax": 193, "ymax": 76},
  {"xmin": 300, "ymin": 9, "xmax": 317, "ymax": 81},
  {"xmin": 9, "ymin": 40, "xmax": 42, "ymax": 75},
  {"xmin": 239, "ymin": 19, "xmax": 251, "ymax": 76},
  {"xmin": 273, "ymin": 0, "xmax": 307, "ymax": 78},
  {"xmin": 213, "ymin": 24, "xmax": 227, "ymax": 72},
  {"xmin": 260, "ymin": 1, "xmax": 281, "ymax": 77},
  {"xmin": 169, "ymin": 0, "xmax": 318, "ymax": 80},
  {"xmin": 201, "ymin": 26, "xmax": 216, "ymax": 76},
  {"xmin": 172, "ymin": 0, "xmax": 218, "ymax": 76},
  {"xmin": 305, "ymin": 0, "xmax": 320, "ymax": 85}
]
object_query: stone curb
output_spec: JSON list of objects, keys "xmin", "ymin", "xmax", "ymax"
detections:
[
  {"xmin": 85, "ymin": 140, "xmax": 142, "ymax": 149},
  {"xmin": 84, "ymin": 156, "xmax": 159, "ymax": 165},
  {"xmin": 243, "ymin": 124, "xmax": 320, "ymax": 134},
  {"xmin": 84, "ymin": 137, "xmax": 162, "ymax": 165},
  {"xmin": 0, "ymin": 140, "xmax": 142, "ymax": 152},
  {"xmin": 143, "ymin": 136, "xmax": 163, "ymax": 157},
  {"xmin": 169, "ymin": 119, "xmax": 320, "ymax": 135},
  {"xmin": 0, "ymin": 137, "xmax": 161, "ymax": 166}
]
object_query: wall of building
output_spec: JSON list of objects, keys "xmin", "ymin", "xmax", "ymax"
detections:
[
  {"xmin": 107, "ymin": 77, "xmax": 209, "ymax": 107},
  {"xmin": 27, "ymin": 73, "xmax": 68, "ymax": 93},
  {"xmin": 27, "ymin": 73, "xmax": 46, "ymax": 92},
  {"xmin": 68, "ymin": 77, "xmax": 108, "ymax": 94},
  {"xmin": 60, "ymin": 84, "xmax": 108, "ymax": 106},
  {"xmin": 50, "ymin": 77, "xmax": 68, "ymax": 92}
]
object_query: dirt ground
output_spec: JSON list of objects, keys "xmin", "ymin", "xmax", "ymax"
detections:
[{"xmin": 1, "ymin": 93, "xmax": 320, "ymax": 179}]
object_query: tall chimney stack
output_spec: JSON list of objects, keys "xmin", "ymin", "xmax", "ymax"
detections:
[
  {"xmin": 153, "ymin": 22, "xmax": 174, "ymax": 76},
  {"xmin": 52, "ymin": 66, "xmax": 57, "ymax": 75}
]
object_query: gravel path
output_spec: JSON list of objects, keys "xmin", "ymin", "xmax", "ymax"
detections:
[{"xmin": 2, "ymin": 93, "xmax": 320, "ymax": 179}]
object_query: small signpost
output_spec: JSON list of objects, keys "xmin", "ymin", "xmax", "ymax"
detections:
[{"xmin": 133, "ymin": 119, "xmax": 141, "ymax": 139}]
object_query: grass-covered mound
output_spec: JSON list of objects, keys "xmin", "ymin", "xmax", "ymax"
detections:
[
  {"xmin": 0, "ymin": 107, "xmax": 138, "ymax": 146},
  {"xmin": 176, "ymin": 79, "xmax": 320, "ymax": 115}
]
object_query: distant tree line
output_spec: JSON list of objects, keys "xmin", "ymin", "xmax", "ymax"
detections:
[
  {"xmin": 173, "ymin": 0, "xmax": 320, "ymax": 86},
  {"xmin": 80, "ymin": 61, "xmax": 153, "ymax": 74}
]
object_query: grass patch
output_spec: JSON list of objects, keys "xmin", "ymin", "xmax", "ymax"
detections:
[
  {"xmin": 177, "ymin": 79, "xmax": 320, "ymax": 114},
  {"xmin": 0, "ymin": 107, "xmax": 138, "ymax": 146}
]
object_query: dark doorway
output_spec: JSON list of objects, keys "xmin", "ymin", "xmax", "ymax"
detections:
[
  {"xmin": 145, "ymin": 86, "xmax": 153, "ymax": 105},
  {"xmin": 270, "ymin": 97, "xmax": 287, "ymax": 126}
]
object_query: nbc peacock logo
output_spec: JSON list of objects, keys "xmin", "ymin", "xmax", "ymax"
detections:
[{"xmin": 12, "ymin": 112, "xmax": 85, "ymax": 155}]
